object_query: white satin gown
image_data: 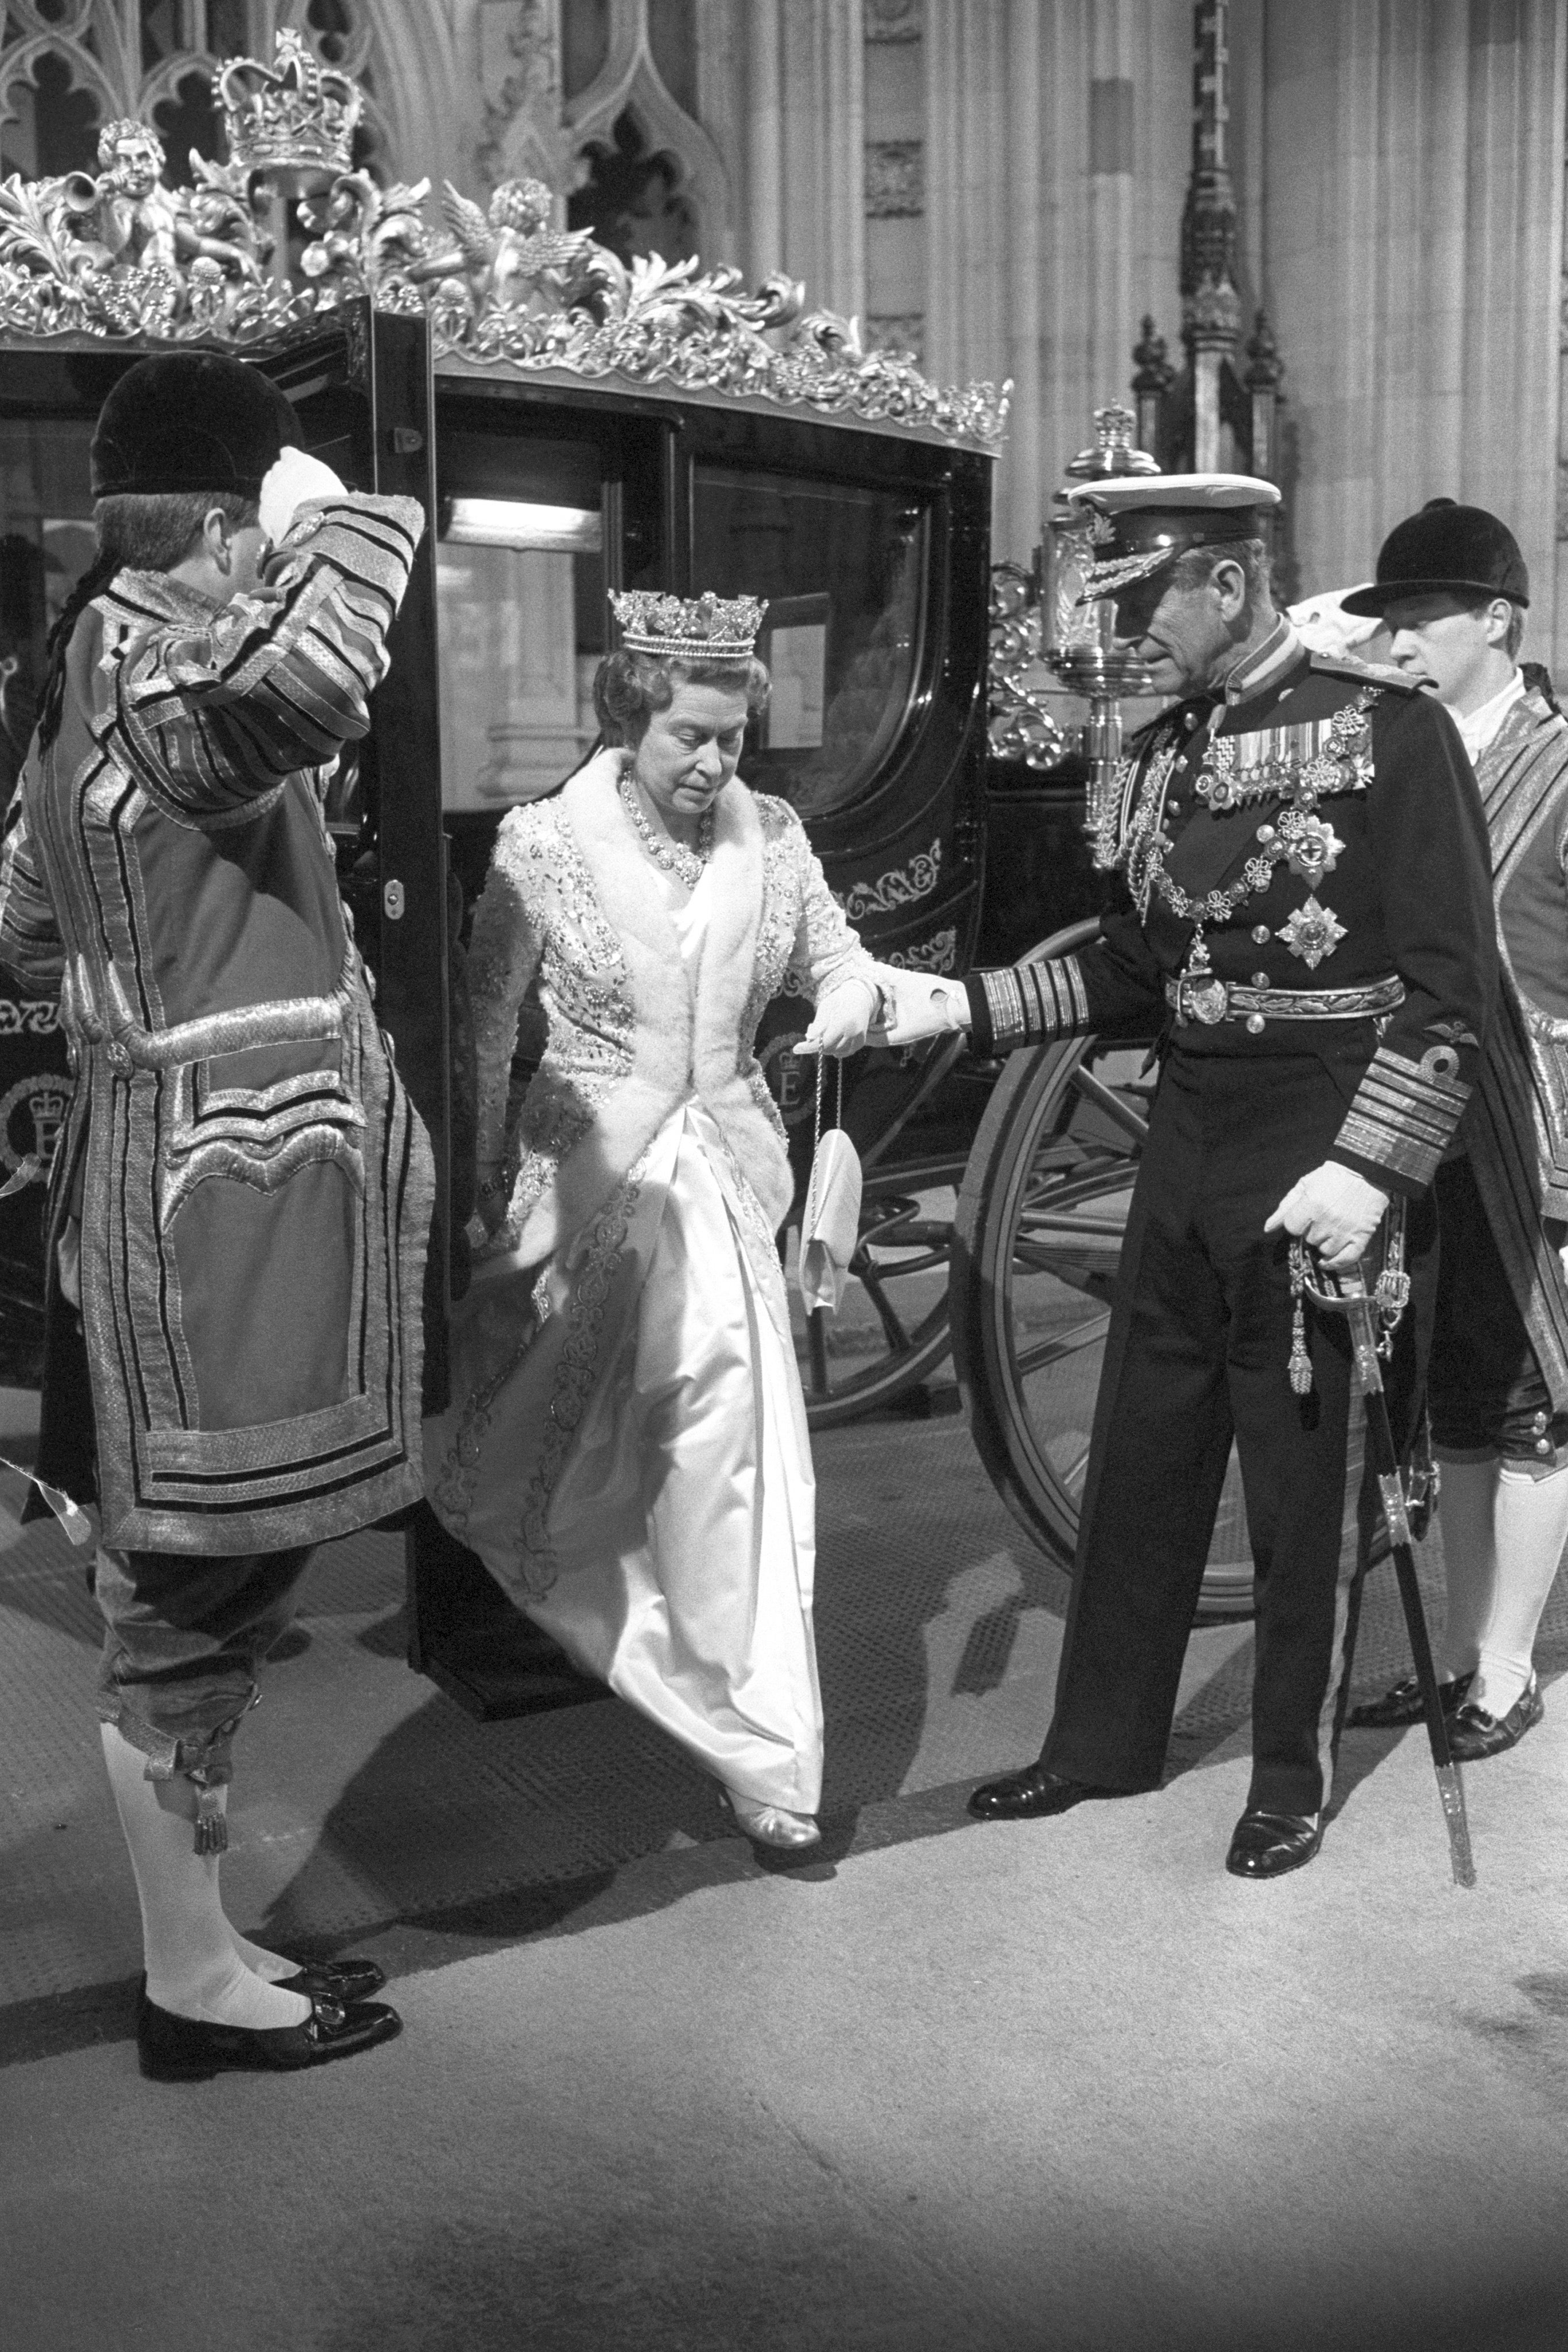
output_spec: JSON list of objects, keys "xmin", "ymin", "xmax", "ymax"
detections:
[{"xmin": 426, "ymin": 858, "xmax": 824, "ymax": 1814}]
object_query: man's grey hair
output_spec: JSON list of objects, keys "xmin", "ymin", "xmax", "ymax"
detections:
[{"xmin": 1168, "ymin": 537, "xmax": 1273, "ymax": 607}]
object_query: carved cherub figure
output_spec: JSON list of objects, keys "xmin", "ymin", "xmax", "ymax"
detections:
[
  {"xmin": 72, "ymin": 122, "xmax": 259, "ymax": 282},
  {"xmin": 409, "ymin": 176, "xmax": 622, "ymax": 313}
]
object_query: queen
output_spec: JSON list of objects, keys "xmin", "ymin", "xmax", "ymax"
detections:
[{"xmin": 425, "ymin": 589, "xmax": 879, "ymax": 1847}]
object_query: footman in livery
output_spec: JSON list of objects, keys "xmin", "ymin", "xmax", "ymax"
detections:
[
  {"xmin": 881, "ymin": 473, "xmax": 1498, "ymax": 1878},
  {"xmin": 0, "ymin": 353, "xmax": 433, "ymax": 2074},
  {"xmin": 1347, "ymin": 501, "xmax": 1568, "ymax": 1767}
]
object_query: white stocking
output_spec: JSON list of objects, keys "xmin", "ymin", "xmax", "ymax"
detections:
[
  {"xmin": 100, "ymin": 1723, "xmax": 309, "ymax": 2029},
  {"xmin": 1473, "ymin": 1463, "xmax": 1568, "ymax": 1715},
  {"xmin": 1433, "ymin": 1457, "xmax": 1502, "ymax": 1682}
]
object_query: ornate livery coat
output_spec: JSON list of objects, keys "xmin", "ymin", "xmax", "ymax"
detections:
[
  {"xmin": 0, "ymin": 493, "xmax": 433, "ymax": 1552},
  {"xmin": 1462, "ymin": 684, "xmax": 1568, "ymax": 1410}
]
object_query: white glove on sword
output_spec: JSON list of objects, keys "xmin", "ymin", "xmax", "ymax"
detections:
[{"xmin": 1264, "ymin": 1160, "xmax": 1390, "ymax": 1270}]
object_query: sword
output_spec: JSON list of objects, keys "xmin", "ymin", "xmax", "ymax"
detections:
[{"xmin": 1294, "ymin": 1250, "xmax": 1478, "ymax": 1889}]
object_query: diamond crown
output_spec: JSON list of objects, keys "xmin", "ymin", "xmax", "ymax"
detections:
[
  {"xmin": 218, "ymin": 28, "xmax": 361, "ymax": 185},
  {"xmin": 610, "ymin": 590, "xmax": 768, "ymax": 660}
]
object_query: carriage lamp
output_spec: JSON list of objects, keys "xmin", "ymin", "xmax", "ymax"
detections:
[{"xmin": 1043, "ymin": 404, "xmax": 1160, "ymax": 869}]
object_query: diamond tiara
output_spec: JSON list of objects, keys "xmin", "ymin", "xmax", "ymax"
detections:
[{"xmin": 610, "ymin": 589, "xmax": 768, "ymax": 660}]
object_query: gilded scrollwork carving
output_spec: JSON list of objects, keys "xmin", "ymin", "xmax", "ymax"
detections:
[{"xmin": 0, "ymin": 28, "xmax": 1010, "ymax": 455}]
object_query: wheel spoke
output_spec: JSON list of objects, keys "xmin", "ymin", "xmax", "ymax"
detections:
[
  {"xmin": 1014, "ymin": 1313, "xmax": 1107, "ymax": 1375},
  {"xmin": 1013, "ymin": 1216, "xmax": 1128, "ymax": 1245},
  {"xmin": 1068, "ymin": 1065, "xmax": 1151, "ymax": 1146}
]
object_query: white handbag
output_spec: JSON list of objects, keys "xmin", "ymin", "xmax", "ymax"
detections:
[{"xmin": 797, "ymin": 1052, "xmax": 862, "ymax": 1316}]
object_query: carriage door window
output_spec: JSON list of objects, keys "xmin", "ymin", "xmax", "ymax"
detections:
[
  {"xmin": 435, "ymin": 434, "xmax": 604, "ymax": 811},
  {"xmin": 691, "ymin": 466, "xmax": 928, "ymax": 818}
]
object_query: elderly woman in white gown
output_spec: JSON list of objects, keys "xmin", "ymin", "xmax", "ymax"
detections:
[{"xmin": 425, "ymin": 590, "xmax": 878, "ymax": 1848}]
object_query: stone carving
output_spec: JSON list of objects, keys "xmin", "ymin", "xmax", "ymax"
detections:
[
  {"xmin": 475, "ymin": 0, "xmax": 570, "ymax": 197},
  {"xmin": 865, "ymin": 312, "xmax": 926, "ymax": 368},
  {"xmin": 866, "ymin": 0, "xmax": 924, "ymax": 40},
  {"xmin": 0, "ymin": 30, "xmax": 1008, "ymax": 454},
  {"xmin": 865, "ymin": 140, "xmax": 925, "ymax": 218}
]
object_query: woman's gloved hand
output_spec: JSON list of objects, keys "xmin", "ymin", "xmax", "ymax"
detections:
[
  {"xmin": 872, "ymin": 965, "xmax": 970, "ymax": 1046},
  {"xmin": 799, "ymin": 977, "xmax": 878, "ymax": 1058},
  {"xmin": 258, "ymin": 446, "xmax": 350, "ymax": 544},
  {"xmin": 1263, "ymin": 1160, "xmax": 1390, "ymax": 1271}
]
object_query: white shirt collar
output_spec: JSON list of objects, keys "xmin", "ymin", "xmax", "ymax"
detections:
[{"xmin": 1454, "ymin": 668, "xmax": 1526, "ymax": 760}]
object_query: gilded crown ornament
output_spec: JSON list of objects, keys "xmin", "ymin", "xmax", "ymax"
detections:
[
  {"xmin": 218, "ymin": 28, "xmax": 362, "ymax": 194},
  {"xmin": 610, "ymin": 590, "xmax": 768, "ymax": 660},
  {"xmin": 0, "ymin": 31, "xmax": 1007, "ymax": 449}
]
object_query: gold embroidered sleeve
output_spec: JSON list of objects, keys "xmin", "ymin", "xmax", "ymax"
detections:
[
  {"xmin": 110, "ymin": 493, "xmax": 425, "ymax": 823},
  {"xmin": 1331, "ymin": 1046, "xmax": 1472, "ymax": 1193},
  {"xmin": 964, "ymin": 957, "xmax": 1092, "ymax": 1052}
]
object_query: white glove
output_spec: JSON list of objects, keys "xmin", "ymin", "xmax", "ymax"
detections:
[
  {"xmin": 258, "ymin": 446, "xmax": 349, "ymax": 543},
  {"xmin": 799, "ymin": 978, "xmax": 877, "ymax": 1058},
  {"xmin": 1263, "ymin": 1160, "xmax": 1391, "ymax": 1271},
  {"xmin": 874, "ymin": 966, "xmax": 970, "ymax": 1047}
]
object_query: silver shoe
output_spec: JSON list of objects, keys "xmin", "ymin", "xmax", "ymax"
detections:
[{"xmin": 718, "ymin": 1787, "xmax": 822, "ymax": 1850}]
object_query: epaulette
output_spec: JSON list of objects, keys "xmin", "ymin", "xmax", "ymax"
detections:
[{"xmin": 1307, "ymin": 651, "xmax": 1424, "ymax": 695}]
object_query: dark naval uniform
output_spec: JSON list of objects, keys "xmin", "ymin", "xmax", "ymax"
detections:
[{"xmin": 963, "ymin": 621, "xmax": 1497, "ymax": 1817}]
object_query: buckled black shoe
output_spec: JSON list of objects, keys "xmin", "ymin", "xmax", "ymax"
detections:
[
  {"xmin": 1445, "ymin": 1673, "xmax": 1544, "ymax": 1762},
  {"xmin": 270, "ymin": 1953, "xmax": 387, "ymax": 2003},
  {"xmin": 1347, "ymin": 1670, "xmax": 1471, "ymax": 1729},
  {"xmin": 137, "ymin": 1987, "xmax": 402, "ymax": 2081},
  {"xmin": 1224, "ymin": 1809, "xmax": 1323, "ymax": 1880},
  {"xmin": 967, "ymin": 1763, "xmax": 1118, "ymax": 1821}
]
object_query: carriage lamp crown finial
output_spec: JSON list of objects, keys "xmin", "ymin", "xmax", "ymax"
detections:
[
  {"xmin": 219, "ymin": 28, "xmax": 361, "ymax": 190},
  {"xmin": 1063, "ymin": 400, "xmax": 1161, "ymax": 484},
  {"xmin": 610, "ymin": 590, "xmax": 768, "ymax": 660}
]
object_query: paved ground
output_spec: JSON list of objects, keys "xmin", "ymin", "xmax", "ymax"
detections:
[{"xmin": 2, "ymin": 1386, "xmax": 1566, "ymax": 2351}]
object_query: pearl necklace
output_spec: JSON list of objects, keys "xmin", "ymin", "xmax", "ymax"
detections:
[{"xmin": 619, "ymin": 774, "xmax": 714, "ymax": 889}]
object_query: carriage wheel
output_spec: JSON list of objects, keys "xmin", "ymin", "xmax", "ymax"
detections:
[
  {"xmin": 950, "ymin": 922, "xmax": 1255, "ymax": 1620},
  {"xmin": 791, "ymin": 1159, "xmax": 959, "ymax": 1429}
]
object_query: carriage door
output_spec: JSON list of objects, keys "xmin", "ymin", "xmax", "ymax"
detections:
[
  {"xmin": 404, "ymin": 385, "xmax": 664, "ymax": 1716},
  {"xmin": 0, "ymin": 363, "xmax": 99, "ymax": 1388}
]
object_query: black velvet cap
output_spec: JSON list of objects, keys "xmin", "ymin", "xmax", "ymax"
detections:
[
  {"xmin": 90, "ymin": 355, "xmax": 300, "ymax": 500},
  {"xmin": 1341, "ymin": 501, "xmax": 1530, "ymax": 614}
]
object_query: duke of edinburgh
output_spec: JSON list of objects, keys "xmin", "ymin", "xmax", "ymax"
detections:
[{"xmin": 882, "ymin": 473, "xmax": 1497, "ymax": 1878}]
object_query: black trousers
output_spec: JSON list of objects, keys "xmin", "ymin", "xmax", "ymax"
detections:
[{"xmin": 1040, "ymin": 1043, "xmax": 1435, "ymax": 1817}]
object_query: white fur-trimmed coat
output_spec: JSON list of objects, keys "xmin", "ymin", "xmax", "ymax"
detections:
[{"xmin": 466, "ymin": 755, "xmax": 875, "ymax": 1266}]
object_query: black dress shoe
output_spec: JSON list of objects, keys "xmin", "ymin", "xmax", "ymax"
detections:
[
  {"xmin": 137, "ymin": 1988, "xmax": 402, "ymax": 2082},
  {"xmin": 1445, "ymin": 1674, "xmax": 1544, "ymax": 1762},
  {"xmin": 968, "ymin": 1763, "xmax": 1118, "ymax": 1821},
  {"xmin": 272, "ymin": 1954, "xmax": 387, "ymax": 2003},
  {"xmin": 1225, "ymin": 1809, "xmax": 1323, "ymax": 1880},
  {"xmin": 1347, "ymin": 1670, "xmax": 1472, "ymax": 1730}
]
